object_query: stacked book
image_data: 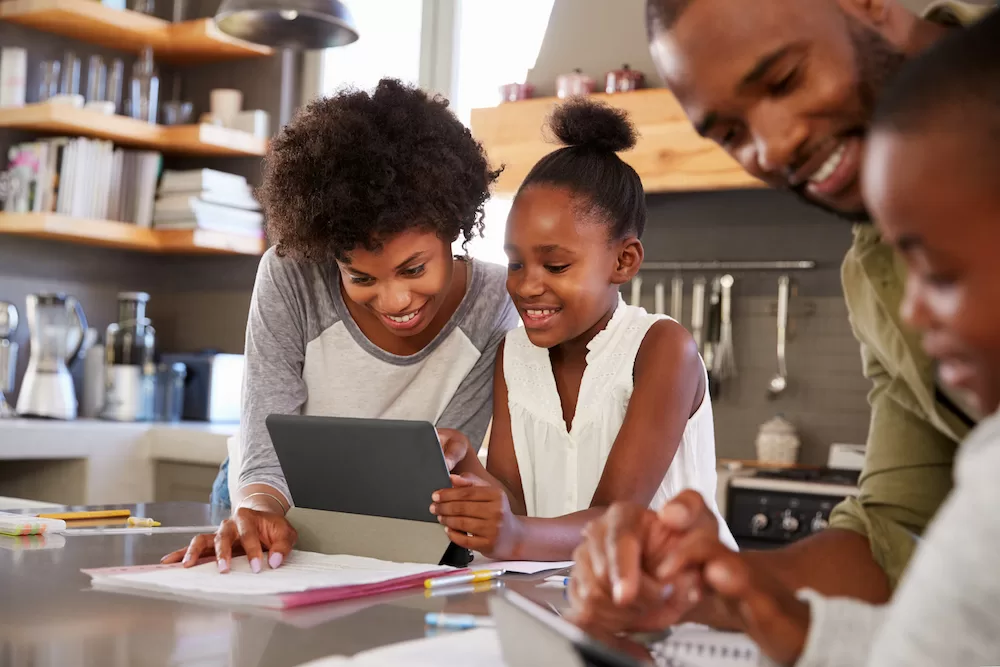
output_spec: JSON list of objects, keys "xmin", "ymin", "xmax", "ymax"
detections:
[
  {"xmin": 153, "ymin": 169, "xmax": 264, "ymax": 239},
  {"xmin": 2, "ymin": 137, "xmax": 161, "ymax": 226}
]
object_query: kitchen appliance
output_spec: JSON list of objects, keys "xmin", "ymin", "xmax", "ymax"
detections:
[
  {"xmin": 16, "ymin": 293, "xmax": 88, "ymax": 420},
  {"xmin": 102, "ymin": 292, "xmax": 156, "ymax": 422},
  {"xmin": 726, "ymin": 467, "xmax": 860, "ymax": 550},
  {"xmin": 0, "ymin": 302, "xmax": 18, "ymax": 418},
  {"xmin": 828, "ymin": 443, "xmax": 866, "ymax": 471},
  {"xmin": 604, "ymin": 64, "xmax": 644, "ymax": 94},
  {"xmin": 214, "ymin": 0, "xmax": 359, "ymax": 50},
  {"xmin": 160, "ymin": 352, "xmax": 244, "ymax": 422}
]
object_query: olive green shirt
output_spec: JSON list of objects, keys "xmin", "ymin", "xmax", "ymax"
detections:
[{"xmin": 829, "ymin": 3, "xmax": 993, "ymax": 591}]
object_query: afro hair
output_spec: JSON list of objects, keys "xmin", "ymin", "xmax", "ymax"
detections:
[{"xmin": 258, "ymin": 78, "xmax": 502, "ymax": 263}]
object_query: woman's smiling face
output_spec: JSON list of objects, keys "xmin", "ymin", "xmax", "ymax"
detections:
[{"xmin": 338, "ymin": 229, "xmax": 456, "ymax": 338}]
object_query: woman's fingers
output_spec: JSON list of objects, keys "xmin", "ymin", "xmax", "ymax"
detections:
[
  {"xmin": 233, "ymin": 510, "xmax": 265, "ymax": 573},
  {"xmin": 178, "ymin": 533, "xmax": 216, "ymax": 568},
  {"xmin": 213, "ymin": 520, "xmax": 240, "ymax": 573},
  {"xmin": 160, "ymin": 545, "xmax": 189, "ymax": 564}
]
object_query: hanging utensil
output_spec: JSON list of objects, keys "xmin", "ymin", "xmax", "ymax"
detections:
[
  {"xmin": 653, "ymin": 280, "xmax": 665, "ymax": 315},
  {"xmin": 670, "ymin": 276, "xmax": 683, "ymax": 323},
  {"xmin": 705, "ymin": 276, "xmax": 722, "ymax": 397},
  {"xmin": 712, "ymin": 275, "xmax": 737, "ymax": 392},
  {"xmin": 630, "ymin": 275, "xmax": 643, "ymax": 308},
  {"xmin": 768, "ymin": 275, "xmax": 790, "ymax": 398},
  {"xmin": 690, "ymin": 277, "xmax": 706, "ymax": 352}
]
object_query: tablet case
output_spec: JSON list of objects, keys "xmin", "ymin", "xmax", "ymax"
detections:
[{"xmin": 267, "ymin": 414, "xmax": 473, "ymax": 568}]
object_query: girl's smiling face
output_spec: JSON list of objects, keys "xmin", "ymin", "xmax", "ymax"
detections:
[
  {"xmin": 504, "ymin": 185, "xmax": 642, "ymax": 349},
  {"xmin": 863, "ymin": 128, "xmax": 1000, "ymax": 415},
  {"xmin": 338, "ymin": 229, "xmax": 456, "ymax": 338}
]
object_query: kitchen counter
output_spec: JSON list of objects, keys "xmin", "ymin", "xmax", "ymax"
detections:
[
  {"xmin": 0, "ymin": 419, "xmax": 235, "ymax": 505},
  {"xmin": 0, "ymin": 501, "xmax": 571, "ymax": 667}
]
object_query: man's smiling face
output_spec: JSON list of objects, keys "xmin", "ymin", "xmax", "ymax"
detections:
[{"xmin": 649, "ymin": 0, "xmax": 905, "ymax": 220}]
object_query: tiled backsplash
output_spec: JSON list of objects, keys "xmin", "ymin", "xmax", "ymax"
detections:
[{"xmin": 638, "ymin": 189, "xmax": 872, "ymax": 464}]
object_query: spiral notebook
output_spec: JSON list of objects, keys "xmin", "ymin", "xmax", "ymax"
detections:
[{"xmin": 650, "ymin": 624, "xmax": 760, "ymax": 667}]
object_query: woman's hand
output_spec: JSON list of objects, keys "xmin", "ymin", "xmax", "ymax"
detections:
[
  {"xmin": 437, "ymin": 428, "xmax": 471, "ymax": 472},
  {"xmin": 160, "ymin": 507, "xmax": 298, "ymax": 573},
  {"xmin": 430, "ymin": 473, "xmax": 523, "ymax": 558}
]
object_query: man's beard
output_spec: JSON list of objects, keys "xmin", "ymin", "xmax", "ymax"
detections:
[{"xmin": 788, "ymin": 17, "xmax": 907, "ymax": 224}]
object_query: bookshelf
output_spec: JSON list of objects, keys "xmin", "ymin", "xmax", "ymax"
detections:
[
  {"xmin": 0, "ymin": 104, "xmax": 268, "ymax": 157},
  {"xmin": 0, "ymin": 0, "xmax": 273, "ymax": 62},
  {"xmin": 0, "ymin": 213, "xmax": 265, "ymax": 255}
]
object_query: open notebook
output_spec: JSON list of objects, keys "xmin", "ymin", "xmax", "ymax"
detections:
[
  {"xmin": 83, "ymin": 551, "xmax": 458, "ymax": 610},
  {"xmin": 650, "ymin": 624, "xmax": 760, "ymax": 666}
]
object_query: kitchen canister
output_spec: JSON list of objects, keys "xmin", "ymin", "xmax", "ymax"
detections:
[
  {"xmin": 556, "ymin": 69, "xmax": 594, "ymax": 99},
  {"xmin": 754, "ymin": 415, "xmax": 801, "ymax": 465}
]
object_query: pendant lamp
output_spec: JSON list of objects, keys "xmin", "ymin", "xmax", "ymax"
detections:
[{"xmin": 214, "ymin": 0, "xmax": 359, "ymax": 50}]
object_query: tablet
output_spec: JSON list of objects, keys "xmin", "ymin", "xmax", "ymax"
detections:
[
  {"xmin": 489, "ymin": 590, "xmax": 651, "ymax": 667},
  {"xmin": 265, "ymin": 414, "xmax": 452, "ymax": 523}
]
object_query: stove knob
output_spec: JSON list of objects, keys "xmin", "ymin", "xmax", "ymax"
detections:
[
  {"xmin": 750, "ymin": 513, "xmax": 769, "ymax": 532},
  {"xmin": 811, "ymin": 514, "xmax": 829, "ymax": 533},
  {"xmin": 781, "ymin": 511, "xmax": 800, "ymax": 533}
]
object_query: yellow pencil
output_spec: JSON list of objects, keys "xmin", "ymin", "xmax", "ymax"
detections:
[{"xmin": 37, "ymin": 509, "xmax": 131, "ymax": 521}]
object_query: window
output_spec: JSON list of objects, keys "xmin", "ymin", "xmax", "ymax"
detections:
[
  {"xmin": 299, "ymin": 0, "xmax": 554, "ymax": 268},
  {"xmin": 449, "ymin": 0, "xmax": 554, "ymax": 265},
  {"xmin": 318, "ymin": 0, "xmax": 424, "ymax": 95}
]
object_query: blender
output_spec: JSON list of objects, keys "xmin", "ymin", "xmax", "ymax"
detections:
[{"xmin": 16, "ymin": 293, "xmax": 88, "ymax": 420}]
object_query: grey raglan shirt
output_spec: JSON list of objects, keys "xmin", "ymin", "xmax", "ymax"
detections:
[
  {"xmin": 236, "ymin": 247, "xmax": 519, "ymax": 505},
  {"xmin": 790, "ymin": 410, "xmax": 1000, "ymax": 667}
]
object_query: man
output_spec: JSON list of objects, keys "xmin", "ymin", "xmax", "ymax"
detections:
[{"xmin": 568, "ymin": 0, "xmax": 993, "ymax": 631}]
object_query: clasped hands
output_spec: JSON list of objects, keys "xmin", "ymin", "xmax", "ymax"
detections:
[{"xmin": 567, "ymin": 491, "xmax": 813, "ymax": 667}]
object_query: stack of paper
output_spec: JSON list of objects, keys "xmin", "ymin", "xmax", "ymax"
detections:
[{"xmin": 84, "ymin": 551, "xmax": 458, "ymax": 610}]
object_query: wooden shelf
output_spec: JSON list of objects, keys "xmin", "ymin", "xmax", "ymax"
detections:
[
  {"xmin": 0, "ymin": 213, "xmax": 265, "ymax": 255},
  {"xmin": 470, "ymin": 89, "xmax": 764, "ymax": 196},
  {"xmin": 0, "ymin": 0, "xmax": 273, "ymax": 63},
  {"xmin": 0, "ymin": 104, "xmax": 267, "ymax": 156}
]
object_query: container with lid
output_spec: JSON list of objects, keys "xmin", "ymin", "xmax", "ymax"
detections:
[
  {"xmin": 499, "ymin": 82, "xmax": 534, "ymax": 103},
  {"xmin": 102, "ymin": 291, "xmax": 156, "ymax": 421},
  {"xmin": 556, "ymin": 69, "xmax": 594, "ymax": 99},
  {"xmin": 605, "ymin": 64, "xmax": 645, "ymax": 94}
]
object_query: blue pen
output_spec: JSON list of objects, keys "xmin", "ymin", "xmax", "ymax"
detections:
[
  {"xmin": 424, "ymin": 612, "xmax": 496, "ymax": 630},
  {"xmin": 544, "ymin": 575, "xmax": 571, "ymax": 587}
]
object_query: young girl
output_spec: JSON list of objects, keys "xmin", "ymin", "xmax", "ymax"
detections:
[
  {"xmin": 165, "ymin": 78, "xmax": 518, "ymax": 572},
  {"xmin": 433, "ymin": 99, "xmax": 735, "ymax": 560}
]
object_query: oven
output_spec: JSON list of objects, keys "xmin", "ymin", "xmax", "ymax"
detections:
[{"xmin": 726, "ymin": 468, "xmax": 861, "ymax": 550}]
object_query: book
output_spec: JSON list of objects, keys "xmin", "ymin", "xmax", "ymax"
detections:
[
  {"xmin": 83, "ymin": 550, "xmax": 460, "ymax": 610},
  {"xmin": 158, "ymin": 168, "xmax": 247, "ymax": 195}
]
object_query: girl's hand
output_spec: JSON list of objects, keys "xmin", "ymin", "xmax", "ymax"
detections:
[
  {"xmin": 430, "ymin": 473, "xmax": 523, "ymax": 558},
  {"xmin": 160, "ymin": 507, "xmax": 298, "ymax": 574},
  {"xmin": 436, "ymin": 428, "xmax": 471, "ymax": 472}
]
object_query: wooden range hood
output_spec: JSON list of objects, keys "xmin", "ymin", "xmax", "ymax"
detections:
[{"xmin": 470, "ymin": 89, "xmax": 763, "ymax": 196}]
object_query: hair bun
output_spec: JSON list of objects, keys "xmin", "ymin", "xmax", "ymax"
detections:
[{"xmin": 547, "ymin": 98, "xmax": 638, "ymax": 153}]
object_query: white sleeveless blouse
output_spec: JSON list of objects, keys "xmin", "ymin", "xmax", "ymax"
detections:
[{"xmin": 503, "ymin": 296, "xmax": 737, "ymax": 550}]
